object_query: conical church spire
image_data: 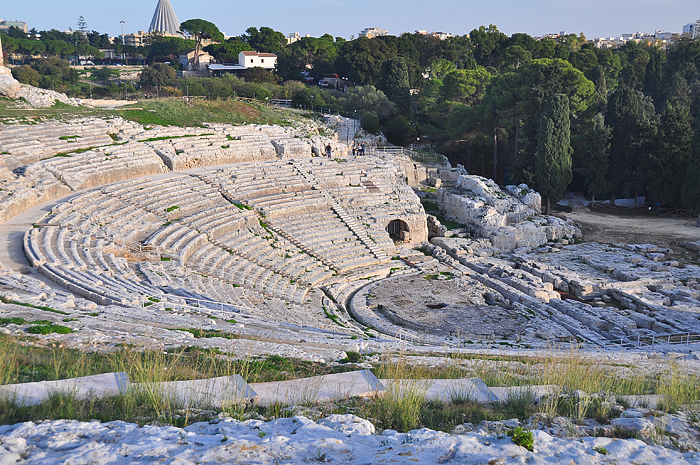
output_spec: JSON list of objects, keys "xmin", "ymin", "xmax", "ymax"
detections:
[{"xmin": 148, "ymin": 0, "xmax": 180, "ymax": 35}]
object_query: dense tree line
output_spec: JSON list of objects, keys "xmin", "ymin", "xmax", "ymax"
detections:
[
  {"xmin": 270, "ymin": 28, "xmax": 700, "ymax": 211},
  {"xmin": 2, "ymin": 21, "xmax": 700, "ymax": 209}
]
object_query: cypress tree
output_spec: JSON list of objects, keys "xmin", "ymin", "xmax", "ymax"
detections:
[
  {"xmin": 535, "ymin": 94, "xmax": 573, "ymax": 214},
  {"xmin": 378, "ymin": 57, "xmax": 411, "ymax": 115},
  {"xmin": 643, "ymin": 47, "xmax": 663, "ymax": 107},
  {"xmin": 579, "ymin": 113, "xmax": 611, "ymax": 205},
  {"xmin": 591, "ymin": 66, "xmax": 607, "ymax": 111}
]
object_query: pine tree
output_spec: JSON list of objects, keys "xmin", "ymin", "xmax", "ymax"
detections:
[
  {"xmin": 646, "ymin": 99, "xmax": 693, "ymax": 206},
  {"xmin": 535, "ymin": 94, "xmax": 573, "ymax": 214},
  {"xmin": 605, "ymin": 85, "xmax": 658, "ymax": 204}
]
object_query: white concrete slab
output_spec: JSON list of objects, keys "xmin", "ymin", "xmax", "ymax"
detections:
[
  {"xmin": 250, "ymin": 370, "xmax": 383, "ymax": 406},
  {"xmin": 134, "ymin": 375, "xmax": 256, "ymax": 409},
  {"xmin": 617, "ymin": 394, "xmax": 662, "ymax": 409},
  {"xmin": 0, "ymin": 372, "xmax": 129, "ymax": 405},
  {"xmin": 489, "ymin": 385, "xmax": 557, "ymax": 402},
  {"xmin": 380, "ymin": 377, "xmax": 498, "ymax": 403}
]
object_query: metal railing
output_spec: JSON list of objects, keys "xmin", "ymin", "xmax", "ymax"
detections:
[
  {"xmin": 368, "ymin": 146, "xmax": 449, "ymax": 165},
  {"xmin": 270, "ymin": 99, "xmax": 292, "ymax": 107},
  {"xmin": 603, "ymin": 332, "xmax": 700, "ymax": 350}
]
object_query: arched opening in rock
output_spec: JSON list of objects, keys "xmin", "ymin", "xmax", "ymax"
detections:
[{"xmin": 386, "ymin": 219, "xmax": 410, "ymax": 242}]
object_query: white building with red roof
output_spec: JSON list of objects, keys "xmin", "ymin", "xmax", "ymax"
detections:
[{"xmin": 239, "ymin": 51, "xmax": 277, "ymax": 69}]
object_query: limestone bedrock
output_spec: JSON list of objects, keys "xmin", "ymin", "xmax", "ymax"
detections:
[{"xmin": 437, "ymin": 174, "xmax": 581, "ymax": 252}]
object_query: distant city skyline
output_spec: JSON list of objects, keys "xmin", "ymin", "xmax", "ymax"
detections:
[{"xmin": 2, "ymin": 0, "xmax": 698, "ymax": 41}]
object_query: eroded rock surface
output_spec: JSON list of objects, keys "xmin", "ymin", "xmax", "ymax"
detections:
[{"xmin": 437, "ymin": 174, "xmax": 581, "ymax": 252}]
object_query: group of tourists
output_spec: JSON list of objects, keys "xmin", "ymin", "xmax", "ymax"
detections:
[
  {"xmin": 323, "ymin": 142, "xmax": 367, "ymax": 157},
  {"xmin": 351, "ymin": 142, "xmax": 366, "ymax": 156}
]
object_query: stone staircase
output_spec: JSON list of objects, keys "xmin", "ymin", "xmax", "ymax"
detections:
[
  {"xmin": 290, "ymin": 159, "xmax": 388, "ymax": 262},
  {"xmin": 330, "ymin": 202, "xmax": 388, "ymax": 261}
]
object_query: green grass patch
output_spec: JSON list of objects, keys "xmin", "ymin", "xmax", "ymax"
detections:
[
  {"xmin": 0, "ymin": 297, "xmax": 68, "ymax": 315},
  {"xmin": 0, "ymin": 317, "xmax": 25, "ymax": 325},
  {"xmin": 258, "ymin": 219, "xmax": 274, "ymax": 237},
  {"xmin": 232, "ymin": 202, "xmax": 252, "ymax": 210},
  {"xmin": 165, "ymin": 205, "xmax": 179, "ymax": 213},
  {"xmin": 322, "ymin": 306, "xmax": 345, "ymax": 327},
  {"xmin": 137, "ymin": 133, "xmax": 215, "ymax": 143},
  {"xmin": 420, "ymin": 198, "xmax": 438, "ymax": 212},
  {"xmin": 26, "ymin": 323, "xmax": 73, "ymax": 334},
  {"xmin": 0, "ymin": 98, "xmax": 298, "ymax": 129},
  {"xmin": 118, "ymin": 99, "xmax": 292, "ymax": 128}
]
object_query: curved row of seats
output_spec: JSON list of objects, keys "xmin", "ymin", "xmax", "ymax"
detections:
[
  {"xmin": 0, "ymin": 119, "xmax": 115, "ymax": 168},
  {"xmin": 22, "ymin": 154, "xmax": 417, "ymax": 318}
]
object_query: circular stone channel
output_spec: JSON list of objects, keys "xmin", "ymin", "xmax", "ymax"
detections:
[{"xmin": 368, "ymin": 273, "xmax": 532, "ymax": 341}]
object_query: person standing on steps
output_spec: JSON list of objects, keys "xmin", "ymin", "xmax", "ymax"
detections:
[{"xmin": 326, "ymin": 143, "xmax": 332, "ymax": 158}]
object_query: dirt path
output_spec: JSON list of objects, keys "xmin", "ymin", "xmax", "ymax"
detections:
[{"xmin": 559, "ymin": 209, "xmax": 700, "ymax": 248}]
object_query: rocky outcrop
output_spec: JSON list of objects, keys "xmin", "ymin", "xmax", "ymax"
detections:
[
  {"xmin": 436, "ymin": 175, "xmax": 581, "ymax": 252},
  {"xmin": 0, "ymin": 74, "xmax": 21, "ymax": 98},
  {"xmin": 15, "ymin": 84, "xmax": 81, "ymax": 108},
  {"xmin": 0, "ymin": 73, "xmax": 81, "ymax": 108}
]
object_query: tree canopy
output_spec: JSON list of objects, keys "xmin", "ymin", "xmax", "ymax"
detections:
[
  {"xmin": 139, "ymin": 62, "xmax": 176, "ymax": 88},
  {"xmin": 180, "ymin": 19, "xmax": 224, "ymax": 56}
]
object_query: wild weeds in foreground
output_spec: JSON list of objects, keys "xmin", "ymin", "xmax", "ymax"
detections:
[
  {"xmin": 0, "ymin": 336, "xmax": 347, "ymax": 426},
  {"xmin": 0, "ymin": 337, "xmax": 698, "ymax": 432},
  {"xmin": 369, "ymin": 354, "xmax": 431, "ymax": 431}
]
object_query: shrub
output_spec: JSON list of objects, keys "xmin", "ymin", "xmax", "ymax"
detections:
[
  {"xmin": 31, "ymin": 57, "xmax": 79, "ymax": 88},
  {"xmin": 508, "ymin": 426, "xmax": 534, "ymax": 451},
  {"xmin": 360, "ymin": 111, "xmax": 381, "ymax": 134},
  {"xmin": 341, "ymin": 86, "xmax": 396, "ymax": 119},
  {"xmin": 383, "ymin": 115, "xmax": 414, "ymax": 145},
  {"xmin": 243, "ymin": 67, "xmax": 280, "ymax": 84},
  {"xmin": 340, "ymin": 351, "xmax": 363, "ymax": 363},
  {"xmin": 91, "ymin": 67, "xmax": 115, "ymax": 81},
  {"xmin": 140, "ymin": 63, "xmax": 176, "ymax": 88},
  {"xmin": 26, "ymin": 323, "xmax": 73, "ymax": 335},
  {"xmin": 12, "ymin": 65, "xmax": 41, "ymax": 87}
]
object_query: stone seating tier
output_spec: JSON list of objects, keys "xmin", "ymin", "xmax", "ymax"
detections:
[
  {"xmin": 6, "ymin": 123, "xmax": 428, "ymax": 322},
  {"xmin": 186, "ymin": 244, "xmax": 307, "ymax": 303},
  {"xmin": 105, "ymin": 176, "xmax": 230, "ymax": 217},
  {"xmin": 36, "ymin": 146, "xmax": 167, "ymax": 191}
]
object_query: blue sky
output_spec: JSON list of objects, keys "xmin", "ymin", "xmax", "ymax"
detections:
[{"xmin": 3, "ymin": 0, "xmax": 698, "ymax": 40}]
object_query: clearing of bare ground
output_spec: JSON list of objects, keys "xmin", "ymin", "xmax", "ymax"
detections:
[
  {"xmin": 368, "ymin": 274, "xmax": 551, "ymax": 343},
  {"xmin": 561, "ymin": 208, "xmax": 700, "ymax": 248}
]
